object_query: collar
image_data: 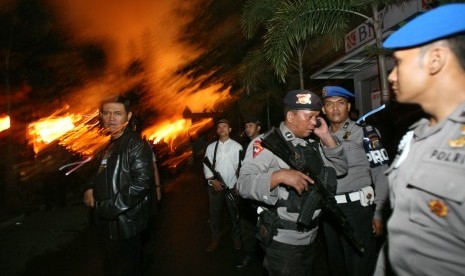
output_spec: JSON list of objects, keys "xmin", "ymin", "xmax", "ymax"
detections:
[
  {"xmin": 413, "ymin": 100, "xmax": 465, "ymax": 140},
  {"xmin": 279, "ymin": 122, "xmax": 307, "ymax": 146}
]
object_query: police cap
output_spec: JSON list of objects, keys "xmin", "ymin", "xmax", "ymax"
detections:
[
  {"xmin": 321, "ymin": 86, "xmax": 355, "ymax": 99},
  {"xmin": 384, "ymin": 4, "xmax": 465, "ymax": 50},
  {"xmin": 283, "ymin": 89, "xmax": 322, "ymax": 111}
]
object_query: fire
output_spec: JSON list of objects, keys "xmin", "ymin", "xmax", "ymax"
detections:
[
  {"xmin": 162, "ymin": 150, "xmax": 193, "ymax": 171},
  {"xmin": 187, "ymin": 118, "xmax": 214, "ymax": 138},
  {"xmin": 58, "ymin": 111, "xmax": 109, "ymax": 156},
  {"xmin": 143, "ymin": 117, "xmax": 213, "ymax": 151},
  {"xmin": 0, "ymin": 115, "xmax": 10, "ymax": 132},
  {"xmin": 27, "ymin": 109, "xmax": 109, "ymax": 156},
  {"xmin": 144, "ymin": 119, "xmax": 190, "ymax": 150},
  {"xmin": 28, "ymin": 115, "xmax": 79, "ymax": 153},
  {"xmin": 143, "ymin": 117, "xmax": 213, "ymax": 172}
]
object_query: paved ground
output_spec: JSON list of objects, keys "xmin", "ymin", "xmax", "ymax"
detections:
[
  {"xmin": 0, "ymin": 166, "xmax": 268, "ymax": 276},
  {"xmin": 0, "ymin": 165, "xmax": 330, "ymax": 276}
]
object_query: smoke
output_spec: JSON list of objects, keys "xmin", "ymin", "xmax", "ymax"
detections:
[{"xmin": 43, "ymin": 0, "xmax": 234, "ymax": 123}]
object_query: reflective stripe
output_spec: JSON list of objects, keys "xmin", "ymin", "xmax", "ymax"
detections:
[{"xmin": 334, "ymin": 187, "xmax": 369, "ymax": 204}]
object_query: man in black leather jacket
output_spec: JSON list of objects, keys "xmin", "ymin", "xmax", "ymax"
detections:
[{"xmin": 83, "ymin": 96, "xmax": 155, "ymax": 276}]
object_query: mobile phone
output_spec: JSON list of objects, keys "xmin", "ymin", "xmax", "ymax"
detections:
[{"xmin": 316, "ymin": 118, "xmax": 322, "ymax": 128}]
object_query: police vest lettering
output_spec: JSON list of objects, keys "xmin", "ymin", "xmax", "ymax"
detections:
[
  {"xmin": 429, "ymin": 149, "xmax": 465, "ymax": 165},
  {"xmin": 366, "ymin": 148, "xmax": 389, "ymax": 164}
]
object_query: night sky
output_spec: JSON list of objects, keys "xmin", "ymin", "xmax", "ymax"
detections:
[{"xmin": 0, "ymin": 0, "xmax": 251, "ymax": 136}]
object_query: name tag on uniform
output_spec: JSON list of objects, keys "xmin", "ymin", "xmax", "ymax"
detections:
[{"xmin": 425, "ymin": 148, "xmax": 465, "ymax": 168}]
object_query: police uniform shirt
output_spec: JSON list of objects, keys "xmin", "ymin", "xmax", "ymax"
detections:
[
  {"xmin": 204, "ymin": 138, "xmax": 243, "ymax": 189},
  {"xmin": 378, "ymin": 101, "xmax": 465, "ymax": 275},
  {"xmin": 332, "ymin": 118, "xmax": 389, "ymax": 220},
  {"xmin": 237, "ymin": 122, "xmax": 347, "ymax": 246}
]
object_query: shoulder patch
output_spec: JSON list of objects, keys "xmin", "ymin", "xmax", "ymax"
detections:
[{"xmin": 253, "ymin": 140, "xmax": 264, "ymax": 158}]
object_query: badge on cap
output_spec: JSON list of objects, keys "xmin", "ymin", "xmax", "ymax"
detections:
[
  {"xmin": 284, "ymin": 89, "xmax": 322, "ymax": 110},
  {"xmin": 253, "ymin": 140, "xmax": 264, "ymax": 158},
  {"xmin": 296, "ymin": 94, "xmax": 312, "ymax": 105},
  {"xmin": 429, "ymin": 199, "xmax": 448, "ymax": 217}
]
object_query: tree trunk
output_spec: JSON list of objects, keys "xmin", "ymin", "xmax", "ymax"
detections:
[
  {"xmin": 372, "ymin": 4, "xmax": 390, "ymax": 104},
  {"xmin": 297, "ymin": 45, "xmax": 305, "ymax": 89}
]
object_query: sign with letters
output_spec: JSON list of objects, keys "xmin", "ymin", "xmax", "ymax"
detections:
[{"xmin": 345, "ymin": 22, "xmax": 374, "ymax": 53}]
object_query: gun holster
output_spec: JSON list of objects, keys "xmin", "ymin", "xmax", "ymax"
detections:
[{"xmin": 256, "ymin": 208, "xmax": 280, "ymax": 248}]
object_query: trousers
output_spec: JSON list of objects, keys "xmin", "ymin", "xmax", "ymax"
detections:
[
  {"xmin": 323, "ymin": 202, "xmax": 377, "ymax": 276},
  {"xmin": 264, "ymin": 240, "xmax": 316, "ymax": 276},
  {"xmin": 207, "ymin": 186, "xmax": 240, "ymax": 241}
]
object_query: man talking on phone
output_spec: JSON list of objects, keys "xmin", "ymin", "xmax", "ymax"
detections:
[{"xmin": 238, "ymin": 89, "xmax": 347, "ymax": 276}]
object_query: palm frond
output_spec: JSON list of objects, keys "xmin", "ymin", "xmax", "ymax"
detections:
[
  {"xmin": 264, "ymin": 0, "xmax": 357, "ymax": 81},
  {"xmin": 240, "ymin": 0, "xmax": 281, "ymax": 39},
  {"xmin": 238, "ymin": 46, "xmax": 275, "ymax": 89}
]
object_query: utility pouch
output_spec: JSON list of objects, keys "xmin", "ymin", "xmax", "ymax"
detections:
[
  {"xmin": 359, "ymin": 186, "xmax": 375, "ymax": 207},
  {"xmin": 256, "ymin": 207, "xmax": 280, "ymax": 248},
  {"xmin": 286, "ymin": 190, "xmax": 307, "ymax": 213}
]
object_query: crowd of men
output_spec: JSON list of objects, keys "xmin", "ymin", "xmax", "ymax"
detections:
[
  {"xmin": 83, "ymin": 4, "xmax": 465, "ymax": 276},
  {"xmin": 202, "ymin": 3, "xmax": 465, "ymax": 276}
]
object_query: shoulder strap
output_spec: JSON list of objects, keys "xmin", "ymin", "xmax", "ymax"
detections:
[{"xmin": 212, "ymin": 140, "xmax": 219, "ymax": 168}]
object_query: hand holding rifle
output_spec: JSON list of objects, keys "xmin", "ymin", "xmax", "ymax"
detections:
[
  {"xmin": 203, "ymin": 156, "xmax": 239, "ymax": 210},
  {"xmin": 260, "ymin": 127, "xmax": 364, "ymax": 254}
]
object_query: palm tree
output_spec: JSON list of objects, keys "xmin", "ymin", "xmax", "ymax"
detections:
[
  {"xmin": 241, "ymin": 0, "xmax": 410, "ymax": 103},
  {"xmin": 237, "ymin": 46, "xmax": 285, "ymax": 128}
]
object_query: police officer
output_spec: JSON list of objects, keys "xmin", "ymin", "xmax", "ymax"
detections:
[
  {"xmin": 321, "ymin": 86, "xmax": 389, "ymax": 276},
  {"xmin": 375, "ymin": 4, "xmax": 465, "ymax": 275},
  {"xmin": 237, "ymin": 89, "xmax": 348, "ymax": 276},
  {"xmin": 237, "ymin": 117, "xmax": 262, "ymax": 268}
]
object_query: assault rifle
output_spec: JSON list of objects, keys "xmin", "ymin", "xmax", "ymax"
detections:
[
  {"xmin": 203, "ymin": 157, "xmax": 239, "ymax": 210},
  {"xmin": 260, "ymin": 127, "xmax": 364, "ymax": 254}
]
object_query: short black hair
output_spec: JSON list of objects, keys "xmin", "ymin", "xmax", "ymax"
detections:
[
  {"xmin": 100, "ymin": 95, "xmax": 131, "ymax": 113},
  {"xmin": 448, "ymin": 34, "xmax": 465, "ymax": 71}
]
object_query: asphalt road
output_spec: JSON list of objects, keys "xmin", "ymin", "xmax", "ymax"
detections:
[
  {"xmin": 0, "ymin": 164, "xmax": 268, "ymax": 276},
  {"xmin": 0, "ymin": 162, "xmax": 333, "ymax": 276}
]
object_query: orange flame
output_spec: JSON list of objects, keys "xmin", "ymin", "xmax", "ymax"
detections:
[
  {"xmin": 58, "ymin": 111, "xmax": 109, "ymax": 156},
  {"xmin": 28, "ymin": 114, "xmax": 80, "ymax": 154},
  {"xmin": 144, "ymin": 119, "xmax": 190, "ymax": 151},
  {"xmin": 143, "ymin": 118, "xmax": 213, "ymax": 150},
  {"xmin": 162, "ymin": 150, "xmax": 193, "ymax": 171},
  {"xmin": 27, "ymin": 108, "xmax": 109, "ymax": 156},
  {"xmin": 143, "ymin": 117, "xmax": 213, "ymax": 171},
  {"xmin": 0, "ymin": 115, "xmax": 10, "ymax": 133}
]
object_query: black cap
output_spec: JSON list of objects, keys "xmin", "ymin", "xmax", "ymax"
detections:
[
  {"xmin": 216, "ymin": 119, "xmax": 231, "ymax": 126},
  {"xmin": 244, "ymin": 117, "xmax": 261, "ymax": 126},
  {"xmin": 283, "ymin": 89, "xmax": 322, "ymax": 111}
]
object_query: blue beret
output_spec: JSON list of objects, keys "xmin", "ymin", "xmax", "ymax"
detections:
[
  {"xmin": 384, "ymin": 4, "xmax": 465, "ymax": 49},
  {"xmin": 322, "ymin": 86, "xmax": 355, "ymax": 99},
  {"xmin": 283, "ymin": 89, "xmax": 322, "ymax": 110}
]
